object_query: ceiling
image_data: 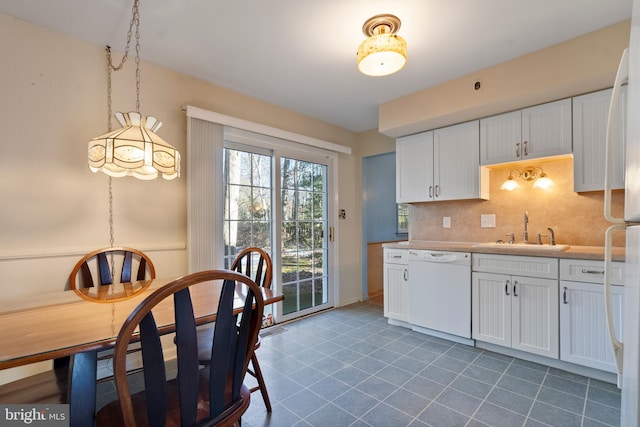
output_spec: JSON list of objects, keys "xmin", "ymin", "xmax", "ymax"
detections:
[{"xmin": 0, "ymin": 0, "xmax": 633, "ymax": 133}]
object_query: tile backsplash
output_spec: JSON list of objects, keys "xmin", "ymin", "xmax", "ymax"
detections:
[{"xmin": 409, "ymin": 157, "xmax": 625, "ymax": 247}]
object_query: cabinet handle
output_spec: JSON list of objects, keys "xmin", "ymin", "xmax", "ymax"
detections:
[
  {"xmin": 581, "ymin": 269, "xmax": 604, "ymax": 275},
  {"xmin": 563, "ymin": 286, "xmax": 568, "ymax": 304},
  {"xmin": 513, "ymin": 281, "xmax": 518, "ymax": 297},
  {"xmin": 505, "ymin": 280, "xmax": 510, "ymax": 296},
  {"xmin": 429, "ymin": 186, "xmax": 433, "ymax": 198},
  {"xmin": 391, "ymin": 255, "xmax": 401, "ymax": 259},
  {"xmin": 523, "ymin": 140, "xmax": 528, "ymax": 156},
  {"xmin": 403, "ymin": 269, "xmax": 408, "ymax": 281},
  {"xmin": 435, "ymin": 185, "xmax": 440, "ymax": 197},
  {"xmin": 515, "ymin": 142, "xmax": 520, "ymax": 157}
]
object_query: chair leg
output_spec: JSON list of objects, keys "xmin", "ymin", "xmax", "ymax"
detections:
[{"xmin": 250, "ymin": 353, "xmax": 272, "ymax": 412}]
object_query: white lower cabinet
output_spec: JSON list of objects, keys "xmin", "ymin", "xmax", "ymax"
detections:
[
  {"xmin": 472, "ymin": 254, "xmax": 559, "ymax": 358},
  {"xmin": 383, "ymin": 249, "xmax": 409, "ymax": 322},
  {"xmin": 559, "ymin": 259, "xmax": 625, "ymax": 372}
]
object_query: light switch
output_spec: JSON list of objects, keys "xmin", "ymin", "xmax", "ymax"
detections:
[
  {"xmin": 443, "ymin": 216, "xmax": 451, "ymax": 228},
  {"xmin": 481, "ymin": 214, "xmax": 496, "ymax": 228}
]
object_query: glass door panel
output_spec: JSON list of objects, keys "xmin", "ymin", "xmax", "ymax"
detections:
[{"xmin": 280, "ymin": 157, "xmax": 329, "ymax": 317}]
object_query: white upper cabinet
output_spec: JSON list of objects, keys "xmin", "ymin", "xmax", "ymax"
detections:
[
  {"xmin": 434, "ymin": 120, "xmax": 489, "ymax": 201},
  {"xmin": 572, "ymin": 87, "xmax": 626, "ymax": 192},
  {"xmin": 396, "ymin": 131, "xmax": 433, "ymax": 203},
  {"xmin": 396, "ymin": 121, "xmax": 488, "ymax": 203},
  {"xmin": 479, "ymin": 110, "xmax": 522, "ymax": 165},
  {"xmin": 480, "ymin": 99, "xmax": 572, "ymax": 166}
]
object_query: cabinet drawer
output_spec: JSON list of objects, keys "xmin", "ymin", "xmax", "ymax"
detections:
[
  {"xmin": 560, "ymin": 259, "xmax": 625, "ymax": 285},
  {"xmin": 472, "ymin": 253, "xmax": 558, "ymax": 279},
  {"xmin": 384, "ymin": 248, "xmax": 408, "ymax": 264}
]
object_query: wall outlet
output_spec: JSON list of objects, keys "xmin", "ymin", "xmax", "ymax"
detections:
[
  {"xmin": 443, "ymin": 216, "xmax": 451, "ymax": 228},
  {"xmin": 481, "ymin": 214, "xmax": 496, "ymax": 228}
]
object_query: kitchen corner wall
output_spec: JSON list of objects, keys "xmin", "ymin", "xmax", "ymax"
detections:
[{"xmin": 409, "ymin": 157, "xmax": 626, "ymax": 247}]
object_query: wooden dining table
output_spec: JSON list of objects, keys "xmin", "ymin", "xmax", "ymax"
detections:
[{"xmin": 0, "ymin": 275, "xmax": 283, "ymax": 426}]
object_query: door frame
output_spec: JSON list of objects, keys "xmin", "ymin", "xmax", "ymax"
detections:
[{"xmin": 224, "ymin": 128, "xmax": 339, "ymax": 323}]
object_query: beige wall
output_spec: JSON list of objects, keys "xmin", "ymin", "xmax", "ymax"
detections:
[
  {"xmin": 0, "ymin": 13, "xmax": 363, "ymax": 382},
  {"xmin": 410, "ymin": 157, "xmax": 626, "ymax": 248},
  {"xmin": 380, "ymin": 20, "xmax": 631, "ymax": 137}
]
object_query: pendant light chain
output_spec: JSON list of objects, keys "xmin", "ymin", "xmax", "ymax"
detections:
[{"xmin": 103, "ymin": 0, "xmax": 142, "ymax": 253}]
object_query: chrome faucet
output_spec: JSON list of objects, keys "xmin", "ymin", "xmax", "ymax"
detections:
[
  {"xmin": 522, "ymin": 211, "xmax": 529, "ymax": 242},
  {"xmin": 547, "ymin": 227, "xmax": 556, "ymax": 246}
]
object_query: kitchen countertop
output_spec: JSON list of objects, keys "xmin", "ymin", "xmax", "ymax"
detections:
[{"xmin": 382, "ymin": 240, "xmax": 625, "ymax": 262}]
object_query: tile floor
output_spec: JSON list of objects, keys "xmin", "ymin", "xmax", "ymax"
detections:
[{"xmin": 97, "ymin": 300, "xmax": 622, "ymax": 427}]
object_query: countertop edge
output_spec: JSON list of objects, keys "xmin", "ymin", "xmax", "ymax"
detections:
[{"xmin": 382, "ymin": 241, "xmax": 625, "ymax": 262}]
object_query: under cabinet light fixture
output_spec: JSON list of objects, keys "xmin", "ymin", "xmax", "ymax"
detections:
[{"xmin": 500, "ymin": 166, "xmax": 554, "ymax": 191}]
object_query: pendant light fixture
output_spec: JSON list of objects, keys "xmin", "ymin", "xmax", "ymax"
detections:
[
  {"xmin": 88, "ymin": 0, "xmax": 180, "ymax": 181},
  {"xmin": 357, "ymin": 14, "xmax": 407, "ymax": 77}
]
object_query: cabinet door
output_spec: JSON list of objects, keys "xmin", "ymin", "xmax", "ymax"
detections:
[
  {"xmin": 511, "ymin": 275, "xmax": 559, "ymax": 358},
  {"xmin": 383, "ymin": 262, "xmax": 409, "ymax": 321},
  {"xmin": 521, "ymin": 98, "xmax": 572, "ymax": 160},
  {"xmin": 559, "ymin": 281, "xmax": 624, "ymax": 372},
  {"xmin": 572, "ymin": 88, "xmax": 626, "ymax": 192},
  {"xmin": 396, "ymin": 131, "xmax": 433, "ymax": 203},
  {"xmin": 480, "ymin": 110, "xmax": 521, "ymax": 165},
  {"xmin": 472, "ymin": 272, "xmax": 511, "ymax": 347},
  {"xmin": 434, "ymin": 120, "xmax": 486, "ymax": 201}
]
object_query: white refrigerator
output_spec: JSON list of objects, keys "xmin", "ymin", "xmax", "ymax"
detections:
[{"xmin": 605, "ymin": 0, "xmax": 640, "ymax": 424}]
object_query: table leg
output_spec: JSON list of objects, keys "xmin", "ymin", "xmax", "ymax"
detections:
[{"xmin": 68, "ymin": 350, "xmax": 97, "ymax": 427}]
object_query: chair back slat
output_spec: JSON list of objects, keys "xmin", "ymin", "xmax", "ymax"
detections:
[
  {"xmin": 231, "ymin": 285, "xmax": 256, "ymax": 397},
  {"xmin": 79, "ymin": 263, "xmax": 95, "ymax": 288},
  {"xmin": 173, "ymin": 288, "xmax": 199, "ymax": 426},
  {"xmin": 208, "ymin": 279, "xmax": 237, "ymax": 416},
  {"xmin": 97, "ymin": 252, "xmax": 113, "ymax": 285},
  {"xmin": 121, "ymin": 251, "xmax": 133, "ymax": 283},
  {"xmin": 136, "ymin": 258, "xmax": 148, "ymax": 281},
  {"xmin": 138, "ymin": 313, "xmax": 166, "ymax": 426}
]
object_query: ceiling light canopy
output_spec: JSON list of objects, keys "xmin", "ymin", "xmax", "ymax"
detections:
[{"xmin": 357, "ymin": 14, "xmax": 407, "ymax": 77}]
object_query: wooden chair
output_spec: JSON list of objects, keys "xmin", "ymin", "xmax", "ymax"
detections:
[
  {"xmin": 95, "ymin": 270, "xmax": 264, "ymax": 427},
  {"xmin": 197, "ymin": 247, "xmax": 273, "ymax": 412},
  {"xmin": 70, "ymin": 246, "xmax": 156, "ymax": 290},
  {"xmin": 67, "ymin": 247, "xmax": 156, "ymax": 379}
]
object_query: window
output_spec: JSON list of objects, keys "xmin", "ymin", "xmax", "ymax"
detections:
[{"xmin": 397, "ymin": 203, "xmax": 409, "ymax": 236}]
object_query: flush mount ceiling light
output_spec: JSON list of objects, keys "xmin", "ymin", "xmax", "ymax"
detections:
[
  {"xmin": 88, "ymin": 0, "xmax": 180, "ymax": 181},
  {"xmin": 357, "ymin": 14, "xmax": 407, "ymax": 77},
  {"xmin": 500, "ymin": 166, "xmax": 555, "ymax": 191}
]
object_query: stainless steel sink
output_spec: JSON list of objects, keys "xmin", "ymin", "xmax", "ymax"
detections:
[{"xmin": 473, "ymin": 242, "xmax": 570, "ymax": 251}]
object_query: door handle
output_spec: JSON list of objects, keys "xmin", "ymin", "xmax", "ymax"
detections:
[
  {"xmin": 562, "ymin": 286, "xmax": 568, "ymax": 304},
  {"xmin": 403, "ymin": 269, "xmax": 408, "ymax": 281},
  {"xmin": 513, "ymin": 281, "xmax": 518, "ymax": 297},
  {"xmin": 329, "ymin": 226, "xmax": 334, "ymax": 242},
  {"xmin": 515, "ymin": 142, "xmax": 520, "ymax": 157},
  {"xmin": 505, "ymin": 280, "xmax": 510, "ymax": 296},
  {"xmin": 429, "ymin": 186, "xmax": 433, "ymax": 198},
  {"xmin": 435, "ymin": 185, "xmax": 440, "ymax": 197},
  {"xmin": 523, "ymin": 140, "xmax": 528, "ymax": 156}
]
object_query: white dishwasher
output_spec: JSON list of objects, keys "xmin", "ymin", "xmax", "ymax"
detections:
[{"xmin": 408, "ymin": 250, "xmax": 472, "ymax": 340}]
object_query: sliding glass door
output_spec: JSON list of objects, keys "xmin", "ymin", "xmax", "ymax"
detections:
[{"xmin": 223, "ymin": 141, "xmax": 333, "ymax": 322}]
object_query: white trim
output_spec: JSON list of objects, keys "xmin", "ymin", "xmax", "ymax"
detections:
[
  {"xmin": 0, "ymin": 242, "xmax": 186, "ymax": 260},
  {"xmin": 184, "ymin": 105, "xmax": 352, "ymax": 155}
]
